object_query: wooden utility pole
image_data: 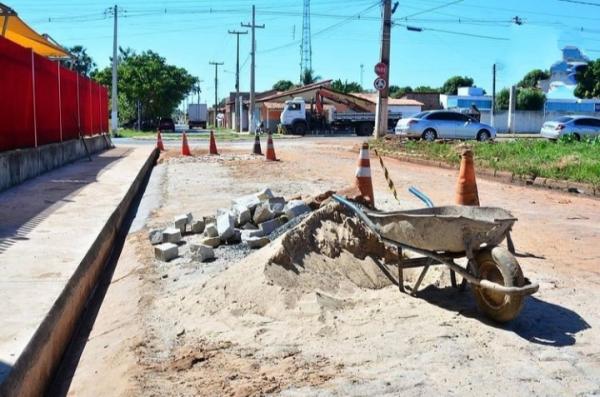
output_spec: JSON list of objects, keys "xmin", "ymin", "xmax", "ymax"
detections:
[
  {"xmin": 209, "ymin": 61, "xmax": 224, "ymax": 128},
  {"xmin": 374, "ymin": 0, "xmax": 392, "ymax": 138},
  {"xmin": 111, "ymin": 4, "xmax": 118, "ymax": 135},
  {"xmin": 491, "ymin": 63, "xmax": 496, "ymax": 128},
  {"xmin": 228, "ymin": 30, "xmax": 248, "ymax": 132},
  {"xmin": 241, "ymin": 5, "xmax": 265, "ymax": 134}
]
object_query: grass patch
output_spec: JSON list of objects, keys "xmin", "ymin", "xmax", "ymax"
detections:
[{"xmin": 371, "ymin": 137, "xmax": 600, "ymax": 186}]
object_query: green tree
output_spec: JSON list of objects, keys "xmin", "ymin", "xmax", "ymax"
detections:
[
  {"xmin": 300, "ymin": 68, "xmax": 321, "ymax": 85},
  {"xmin": 62, "ymin": 45, "xmax": 96, "ymax": 76},
  {"xmin": 518, "ymin": 69, "xmax": 550, "ymax": 89},
  {"xmin": 390, "ymin": 85, "xmax": 413, "ymax": 98},
  {"xmin": 413, "ymin": 85, "xmax": 440, "ymax": 93},
  {"xmin": 495, "ymin": 87, "xmax": 545, "ymax": 111},
  {"xmin": 574, "ymin": 59, "xmax": 600, "ymax": 98},
  {"xmin": 272, "ymin": 80, "xmax": 296, "ymax": 91},
  {"xmin": 92, "ymin": 48, "xmax": 197, "ymax": 124},
  {"xmin": 441, "ymin": 75, "xmax": 474, "ymax": 95},
  {"xmin": 517, "ymin": 88, "xmax": 546, "ymax": 110},
  {"xmin": 496, "ymin": 88, "xmax": 510, "ymax": 110},
  {"xmin": 331, "ymin": 79, "xmax": 362, "ymax": 93}
]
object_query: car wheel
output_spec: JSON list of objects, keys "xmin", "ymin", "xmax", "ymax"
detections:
[
  {"xmin": 572, "ymin": 133, "xmax": 581, "ymax": 141},
  {"xmin": 422, "ymin": 129, "xmax": 437, "ymax": 142},
  {"xmin": 477, "ymin": 129, "xmax": 491, "ymax": 142},
  {"xmin": 293, "ymin": 122, "xmax": 307, "ymax": 136}
]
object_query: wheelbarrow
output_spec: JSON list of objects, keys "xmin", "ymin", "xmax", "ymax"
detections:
[{"xmin": 332, "ymin": 194, "xmax": 539, "ymax": 322}]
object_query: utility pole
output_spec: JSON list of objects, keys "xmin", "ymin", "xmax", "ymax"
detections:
[
  {"xmin": 242, "ymin": 5, "xmax": 265, "ymax": 134},
  {"xmin": 491, "ymin": 63, "xmax": 496, "ymax": 128},
  {"xmin": 209, "ymin": 61, "xmax": 224, "ymax": 128},
  {"xmin": 228, "ymin": 30, "xmax": 248, "ymax": 133},
  {"xmin": 110, "ymin": 4, "xmax": 118, "ymax": 135},
  {"xmin": 360, "ymin": 63, "xmax": 364, "ymax": 88},
  {"xmin": 374, "ymin": 0, "xmax": 392, "ymax": 138}
]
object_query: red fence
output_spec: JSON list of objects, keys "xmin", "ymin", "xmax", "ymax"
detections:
[{"xmin": 0, "ymin": 36, "xmax": 109, "ymax": 152}]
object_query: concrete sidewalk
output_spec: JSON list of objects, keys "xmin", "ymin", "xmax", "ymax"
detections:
[{"xmin": 0, "ymin": 145, "xmax": 154, "ymax": 384}]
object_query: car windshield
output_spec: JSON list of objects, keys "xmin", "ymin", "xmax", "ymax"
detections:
[{"xmin": 556, "ymin": 117, "xmax": 573, "ymax": 123}]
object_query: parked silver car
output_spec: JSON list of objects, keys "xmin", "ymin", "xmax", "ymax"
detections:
[
  {"xmin": 540, "ymin": 115, "xmax": 600, "ymax": 140},
  {"xmin": 395, "ymin": 110, "xmax": 496, "ymax": 141}
]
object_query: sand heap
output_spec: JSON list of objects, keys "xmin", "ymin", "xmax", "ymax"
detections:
[{"xmin": 200, "ymin": 201, "xmax": 400, "ymax": 318}]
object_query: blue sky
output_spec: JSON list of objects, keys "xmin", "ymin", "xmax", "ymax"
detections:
[{"xmin": 10, "ymin": 0, "xmax": 600, "ymax": 105}]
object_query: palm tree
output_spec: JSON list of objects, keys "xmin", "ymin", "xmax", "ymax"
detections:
[{"xmin": 300, "ymin": 68, "xmax": 321, "ymax": 85}]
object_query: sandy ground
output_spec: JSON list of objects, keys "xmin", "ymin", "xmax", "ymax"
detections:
[{"xmin": 61, "ymin": 138, "xmax": 600, "ymax": 396}]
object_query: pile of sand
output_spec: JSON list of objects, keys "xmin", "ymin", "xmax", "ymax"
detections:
[{"xmin": 199, "ymin": 201, "xmax": 400, "ymax": 319}]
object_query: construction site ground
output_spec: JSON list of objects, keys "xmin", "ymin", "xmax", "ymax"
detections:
[{"xmin": 54, "ymin": 137, "xmax": 599, "ymax": 396}]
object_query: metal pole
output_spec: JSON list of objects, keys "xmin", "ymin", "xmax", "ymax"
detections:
[
  {"xmin": 110, "ymin": 4, "xmax": 118, "ymax": 135},
  {"xmin": 209, "ymin": 61, "xmax": 224, "ymax": 128},
  {"xmin": 374, "ymin": 0, "xmax": 392, "ymax": 138},
  {"xmin": 242, "ymin": 5, "xmax": 265, "ymax": 134},
  {"xmin": 491, "ymin": 63, "xmax": 496, "ymax": 128},
  {"xmin": 229, "ymin": 30, "xmax": 248, "ymax": 133}
]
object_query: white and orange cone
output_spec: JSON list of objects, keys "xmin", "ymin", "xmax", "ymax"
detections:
[
  {"xmin": 354, "ymin": 142, "xmax": 374, "ymax": 207},
  {"xmin": 455, "ymin": 148, "xmax": 479, "ymax": 206},
  {"xmin": 265, "ymin": 133, "xmax": 277, "ymax": 161},
  {"xmin": 209, "ymin": 130, "xmax": 219, "ymax": 155},
  {"xmin": 156, "ymin": 129, "xmax": 165, "ymax": 151}
]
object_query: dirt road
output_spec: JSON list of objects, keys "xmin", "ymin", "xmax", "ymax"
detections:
[{"xmin": 58, "ymin": 138, "xmax": 600, "ymax": 396}]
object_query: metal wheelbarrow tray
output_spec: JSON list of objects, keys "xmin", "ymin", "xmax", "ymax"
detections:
[{"xmin": 333, "ymin": 195, "xmax": 539, "ymax": 322}]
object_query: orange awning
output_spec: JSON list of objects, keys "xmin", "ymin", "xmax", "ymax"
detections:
[{"xmin": 1, "ymin": 3, "xmax": 70, "ymax": 58}]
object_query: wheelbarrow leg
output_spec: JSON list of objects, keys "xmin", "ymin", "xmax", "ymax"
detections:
[
  {"xmin": 398, "ymin": 263, "xmax": 405, "ymax": 293},
  {"xmin": 411, "ymin": 261, "xmax": 431, "ymax": 296}
]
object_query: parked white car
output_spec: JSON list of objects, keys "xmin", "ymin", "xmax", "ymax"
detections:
[
  {"xmin": 540, "ymin": 115, "xmax": 600, "ymax": 140},
  {"xmin": 395, "ymin": 110, "xmax": 496, "ymax": 141}
]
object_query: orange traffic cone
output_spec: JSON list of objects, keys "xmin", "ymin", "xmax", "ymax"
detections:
[
  {"xmin": 209, "ymin": 130, "xmax": 219, "ymax": 155},
  {"xmin": 181, "ymin": 132, "xmax": 191, "ymax": 156},
  {"xmin": 455, "ymin": 148, "xmax": 479, "ymax": 206},
  {"xmin": 252, "ymin": 133, "xmax": 263, "ymax": 155},
  {"xmin": 265, "ymin": 133, "xmax": 277, "ymax": 161},
  {"xmin": 156, "ymin": 129, "xmax": 165, "ymax": 151},
  {"xmin": 354, "ymin": 142, "xmax": 375, "ymax": 207}
]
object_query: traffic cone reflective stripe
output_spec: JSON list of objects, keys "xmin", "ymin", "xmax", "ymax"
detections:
[
  {"xmin": 209, "ymin": 130, "xmax": 219, "ymax": 155},
  {"xmin": 354, "ymin": 142, "xmax": 375, "ymax": 208},
  {"xmin": 252, "ymin": 133, "xmax": 263, "ymax": 155},
  {"xmin": 455, "ymin": 149, "xmax": 479, "ymax": 206},
  {"xmin": 181, "ymin": 132, "xmax": 191, "ymax": 156},
  {"xmin": 156, "ymin": 130, "xmax": 165, "ymax": 151},
  {"xmin": 265, "ymin": 133, "xmax": 277, "ymax": 161}
]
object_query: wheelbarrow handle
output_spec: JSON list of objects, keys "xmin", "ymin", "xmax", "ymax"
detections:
[{"xmin": 409, "ymin": 186, "xmax": 434, "ymax": 208}]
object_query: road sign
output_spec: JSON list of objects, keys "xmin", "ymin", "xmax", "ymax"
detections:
[
  {"xmin": 374, "ymin": 62, "xmax": 387, "ymax": 77},
  {"xmin": 373, "ymin": 77, "xmax": 387, "ymax": 91}
]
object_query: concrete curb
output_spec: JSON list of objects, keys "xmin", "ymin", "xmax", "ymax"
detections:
[
  {"xmin": 0, "ymin": 147, "xmax": 159, "ymax": 397},
  {"xmin": 376, "ymin": 150, "xmax": 598, "ymax": 198}
]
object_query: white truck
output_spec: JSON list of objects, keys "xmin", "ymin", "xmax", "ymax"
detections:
[
  {"xmin": 279, "ymin": 96, "xmax": 402, "ymax": 136},
  {"xmin": 187, "ymin": 103, "xmax": 208, "ymax": 129}
]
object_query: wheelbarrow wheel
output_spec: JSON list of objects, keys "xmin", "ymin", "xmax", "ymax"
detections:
[{"xmin": 472, "ymin": 247, "xmax": 525, "ymax": 323}]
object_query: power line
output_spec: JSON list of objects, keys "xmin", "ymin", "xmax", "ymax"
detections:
[{"xmin": 558, "ymin": 0, "xmax": 600, "ymax": 5}]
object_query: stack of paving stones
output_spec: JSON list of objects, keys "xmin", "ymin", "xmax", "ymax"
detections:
[{"xmin": 149, "ymin": 188, "xmax": 312, "ymax": 262}]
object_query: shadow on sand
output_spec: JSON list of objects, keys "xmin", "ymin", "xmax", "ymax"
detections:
[{"xmin": 417, "ymin": 285, "xmax": 590, "ymax": 347}]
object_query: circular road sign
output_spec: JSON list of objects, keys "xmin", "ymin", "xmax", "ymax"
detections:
[
  {"xmin": 373, "ymin": 77, "xmax": 387, "ymax": 91},
  {"xmin": 374, "ymin": 62, "xmax": 387, "ymax": 77}
]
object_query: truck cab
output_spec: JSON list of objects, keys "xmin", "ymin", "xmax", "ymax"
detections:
[{"xmin": 280, "ymin": 97, "xmax": 309, "ymax": 135}]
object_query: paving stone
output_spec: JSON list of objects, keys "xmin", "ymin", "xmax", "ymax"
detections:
[
  {"xmin": 241, "ymin": 223, "xmax": 258, "ymax": 230},
  {"xmin": 258, "ymin": 218, "xmax": 284, "ymax": 235},
  {"xmin": 241, "ymin": 229, "xmax": 265, "ymax": 240},
  {"xmin": 226, "ymin": 229, "xmax": 242, "ymax": 244},
  {"xmin": 244, "ymin": 236, "xmax": 270, "ymax": 249},
  {"xmin": 232, "ymin": 194, "xmax": 261, "ymax": 211},
  {"xmin": 190, "ymin": 243, "xmax": 214, "ymax": 262},
  {"xmin": 191, "ymin": 220, "xmax": 205, "ymax": 234},
  {"xmin": 205, "ymin": 223, "xmax": 218, "ymax": 237},
  {"xmin": 217, "ymin": 210, "xmax": 235, "ymax": 240},
  {"xmin": 201, "ymin": 236, "xmax": 221, "ymax": 248},
  {"xmin": 285, "ymin": 200, "xmax": 311, "ymax": 219},
  {"xmin": 253, "ymin": 202, "xmax": 275, "ymax": 224},
  {"xmin": 186, "ymin": 212, "xmax": 194, "ymax": 223},
  {"xmin": 174, "ymin": 214, "xmax": 188, "ymax": 234},
  {"xmin": 162, "ymin": 227, "xmax": 182, "ymax": 244},
  {"xmin": 233, "ymin": 204, "xmax": 252, "ymax": 226},
  {"xmin": 154, "ymin": 243, "xmax": 178, "ymax": 262},
  {"xmin": 256, "ymin": 188, "xmax": 275, "ymax": 201},
  {"xmin": 148, "ymin": 228, "xmax": 163, "ymax": 245}
]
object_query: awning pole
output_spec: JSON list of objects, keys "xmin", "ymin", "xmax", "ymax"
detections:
[{"xmin": 2, "ymin": 16, "xmax": 9, "ymax": 36}]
